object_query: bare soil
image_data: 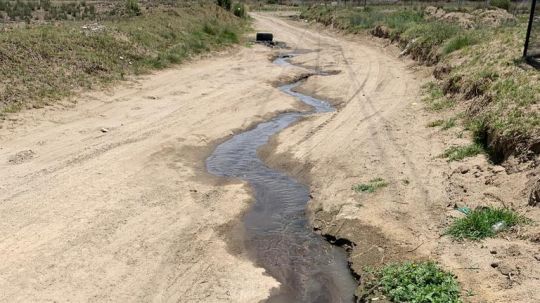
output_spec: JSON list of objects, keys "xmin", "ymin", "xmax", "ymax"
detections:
[{"xmin": 0, "ymin": 12, "xmax": 538, "ymax": 303}]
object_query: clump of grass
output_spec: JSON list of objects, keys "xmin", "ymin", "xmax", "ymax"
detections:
[
  {"xmin": 443, "ymin": 143, "xmax": 484, "ymax": 161},
  {"xmin": 427, "ymin": 119, "xmax": 444, "ymax": 127},
  {"xmin": 427, "ymin": 117, "xmax": 457, "ymax": 129},
  {"xmin": 447, "ymin": 207, "xmax": 529, "ymax": 240},
  {"xmin": 443, "ymin": 34, "xmax": 477, "ymax": 55},
  {"xmin": 423, "ymin": 82, "xmax": 456, "ymax": 111},
  {"xmin": 364, "ymin": 262, "xmax": 461, "ymax": 303},
  {"xmin": 352, "ymin": 177, "xmax": 388, "ymax": 193},
  {"xmin": 441, "ymin": 117, "xmax": 457, "ymax": 130}
]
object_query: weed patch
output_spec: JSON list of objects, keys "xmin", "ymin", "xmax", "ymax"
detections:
[
  {"xmin": 443, "ymin": 143, "xmax": 484, "ymax": 161},
  {"xmin": 447, "ymin": 207, "xmax": 530, "ymax": 240},
  {"xmin": 362, "ymin": 262, "xmax": 461, "ymax": 303},
  {"xmin": 352, "ymin": 177, "xmax": 388, "ymax": 193}
]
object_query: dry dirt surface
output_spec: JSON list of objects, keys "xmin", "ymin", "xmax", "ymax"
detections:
[{"xmin": 0, "ymin": 12, "xmax": 539, "ymax": 303}]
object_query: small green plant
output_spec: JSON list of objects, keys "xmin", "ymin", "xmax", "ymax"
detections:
[
  {"xmin": 441, "ymin": 117, "xmax": 457, "ymax": 130},
  {"xmin": 366, "ymin": 262, "xmax": 462, "ymax": 303},
  {"xmin": 352, "ymin": 177, "xmax": 388, "ymax": 193},
  {"xmin": 443, "ymin": 143, "xmax": 483, "ymax": 161},
  {"xmin": 427, "ymin": 119, "xmax": 444, "ymax": 127},
  {"xmin": 125, "ymin": 0, "xmax": 141, "ymax": 16},
  {"xmin": 233, "ymin": 3, "xmax": 246, "ymax": 18},
  {"xmin": 447, "ymin": 207, "xmax": 529, "ymax": 240},
  {"xmin": 427, "ymin": 118, "xmax": 456, "ymax": 129}
]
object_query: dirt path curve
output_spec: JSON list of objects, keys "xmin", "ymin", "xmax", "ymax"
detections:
[{"xmin": 0, "ymin": 12, "xmax": 506, "ymax": 303}]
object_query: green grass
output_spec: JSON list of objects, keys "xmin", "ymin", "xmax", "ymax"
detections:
[
  {"xmin": 447, "ymin": 207, "xmax": 529, "ymax": 240},
  {"xmin": 427, "ymin": 117, "xmax": 457, "ymax": 130},
  {"xmin": 443, "ymin": 143, "xmax": 484, "ymax": 161},
  {"xmin": 0, "ymin": 4, "xmax": 247, "ymax": 113},
  {"xmin": 441, "ymin": 117, "xmax": 457, "ymax": 130},
  {"xmin": 352, "ymin": 177, "xmax": 388, "ymax": 193},
  {"xmin": 443, "ymin": 34, "xmax": 477, "ymax": 55},
  {"xmin": 364, "ymin": 262, "xmax": 462, "ymax": 303},
  {"xmin": 423, "ymin": 82, "xmax": 456, "ymax": 111}
]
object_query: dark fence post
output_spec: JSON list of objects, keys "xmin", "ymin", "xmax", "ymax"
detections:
[{"xmin": 524, "ymin": 0, "xmax": 537, "ymax": 58}]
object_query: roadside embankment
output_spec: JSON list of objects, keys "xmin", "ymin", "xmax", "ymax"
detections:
[
  {"xmin": 300, "ymin": 5, "xmax": 539, "ymax": 163},
  {"xmin": 0, "ymin": 3, "xmax": 247, "ymax": 114}
]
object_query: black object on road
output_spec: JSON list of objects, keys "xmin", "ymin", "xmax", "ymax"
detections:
[{"xmin": 256, "ymin": 32, "xmax": 273, "ymax": 42}]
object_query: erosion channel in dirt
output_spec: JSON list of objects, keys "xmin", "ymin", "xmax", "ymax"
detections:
[{"xmin": 206, "ymin": 54, "xmax": 357, "ymax": 302}]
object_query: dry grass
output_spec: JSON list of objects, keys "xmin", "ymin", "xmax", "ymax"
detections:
[{"xmin": 0, "ymin": 3, "xmax": 248, "ymax": 114}]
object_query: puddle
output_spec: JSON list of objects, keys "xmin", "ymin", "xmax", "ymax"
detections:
[{"xmin": 206, "ymin": 55, "xmax": 356, "ymax": 302}]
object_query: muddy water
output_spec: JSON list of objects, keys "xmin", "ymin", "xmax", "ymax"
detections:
[{"xmin": 206, "ymin": 55, "xmax": 356, "ymax": 302}]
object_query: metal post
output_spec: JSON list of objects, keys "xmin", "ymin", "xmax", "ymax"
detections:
[{"xmin": 524, "ymin": 0, "xmax": 537, "ymax": 58}]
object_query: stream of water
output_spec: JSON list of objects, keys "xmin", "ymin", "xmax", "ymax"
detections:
[{"xmin": 206, "ymin": 55, "xmax": 356, "ymax": 302}]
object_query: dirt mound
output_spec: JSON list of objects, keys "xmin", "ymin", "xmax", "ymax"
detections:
[
  {"xmin": 424, "ymin": 6, "xmax": 475, "ymax": 29},
  {"xmin": 424, "ymin": 6, "xmax": 515, "ymax": 28},
  {"xmin": 474, "ymin": 8, "xmax": 516, "ymax": 26},
  {"xmin": 370, "ymin": 25, "xmax": 390, "ymax": 39}
]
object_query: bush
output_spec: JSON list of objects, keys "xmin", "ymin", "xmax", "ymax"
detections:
[
  {"xmin": 233, "ymin": 3, "xmax": 245, "ymax": 18},
  {"xmin": 125, "ymin": 0, "xmax": 141, "ymax": 16},
  {"xmin": 370, "ymin": 262, "xmax": 461, "ymax": 303},
  {"xmin": 447, "ymin": 207, "xmax": 529, "ymax": 240},
  {"xmin": 491, "ymin": 0, "xmax": 510, "ymax": 11},
  {"xmin": 217, "ymin": 0, "xmax": 231, "ymax": 10}
]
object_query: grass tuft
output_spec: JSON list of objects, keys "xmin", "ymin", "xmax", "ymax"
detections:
[
  {"xmin": 443, "ymin": 143, "xmax": 484, "ymax": 161},
  {"xmin": 443, "ymin": 34, "xmax": 477, "ymax": 55},
  {"xmin": 352, "ymin": 177, "xmax": 388, "ymax": 193},
  {"xmin": 364, "ymin": 261, "xmax": 462, "ymax": 303},
  {"xmin": 447, "ymin": 207, "xmax": 529, "ymax": 240}
]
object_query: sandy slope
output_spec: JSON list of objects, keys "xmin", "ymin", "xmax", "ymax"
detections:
[{"xmin": 1, "ymin": 12, "xmax": 538, "ymax": 303}]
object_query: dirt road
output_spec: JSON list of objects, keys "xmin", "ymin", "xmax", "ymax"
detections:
[{"xmin": 1, "ymin": 12, "xmax": 538, "ymax": 303}]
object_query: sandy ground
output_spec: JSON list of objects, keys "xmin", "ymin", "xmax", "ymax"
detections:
[
  {"xmin": 0, "ymin": 26, "xmax": 314, "ymax": 301},
  {"xmin": 1, "ymin": 12, "xmax": 539, "ymax": 303}
]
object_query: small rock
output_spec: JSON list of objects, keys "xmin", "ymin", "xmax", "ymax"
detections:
[
  {"xmin": 492, "ymin": 165, "xmax": 505, "ymax": 173},
  {"xmin": 473, "ymin": 171, "xmax": 482, "ymax": 178},
  {"xmin": 497, "ymin": 263, "xmax": 515, "ymax": 276},
  {"xmin": 534, "ymin": 254, "xmax": 540, "ymax": 261},
  {"xmin": 100, "ymin": 128, "xmax": 109, "ymax": 133},
  {"xmin": 491, "ymin": 262, "xmax": 499, "ymax": 268},
  {"xmin": 490, "ymin": 249, "xmax": 497, "ymax": 254},
  {"xmin": 457, "ymin": 166, "xmax": 470, "ymax": 174},
  {"xmin": 8, "ymin": 150, "xmax": 35, "ymax": 165}
]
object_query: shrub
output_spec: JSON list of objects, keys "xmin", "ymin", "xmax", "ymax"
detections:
[
  {"xmin": 217, "ymin": 0, "xmax": 231, "ymax": 10},
  {"xmin": 447, "ymin": 207, "xmax": 529, "ymax": 240},
  {"xmin": 491, "ymin": 0, "xmax": 510, "ymax": 11},
  {"xmin": 370, "ymin": 262, "xmax": 462, "ymax": 303},
  {"xmin": 125, "ymin": 0, "xmax": 141, "ymax": 16},
  {"xmin": 233, "ymin": 3, "xmax": 245, "ymax": 18}
]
